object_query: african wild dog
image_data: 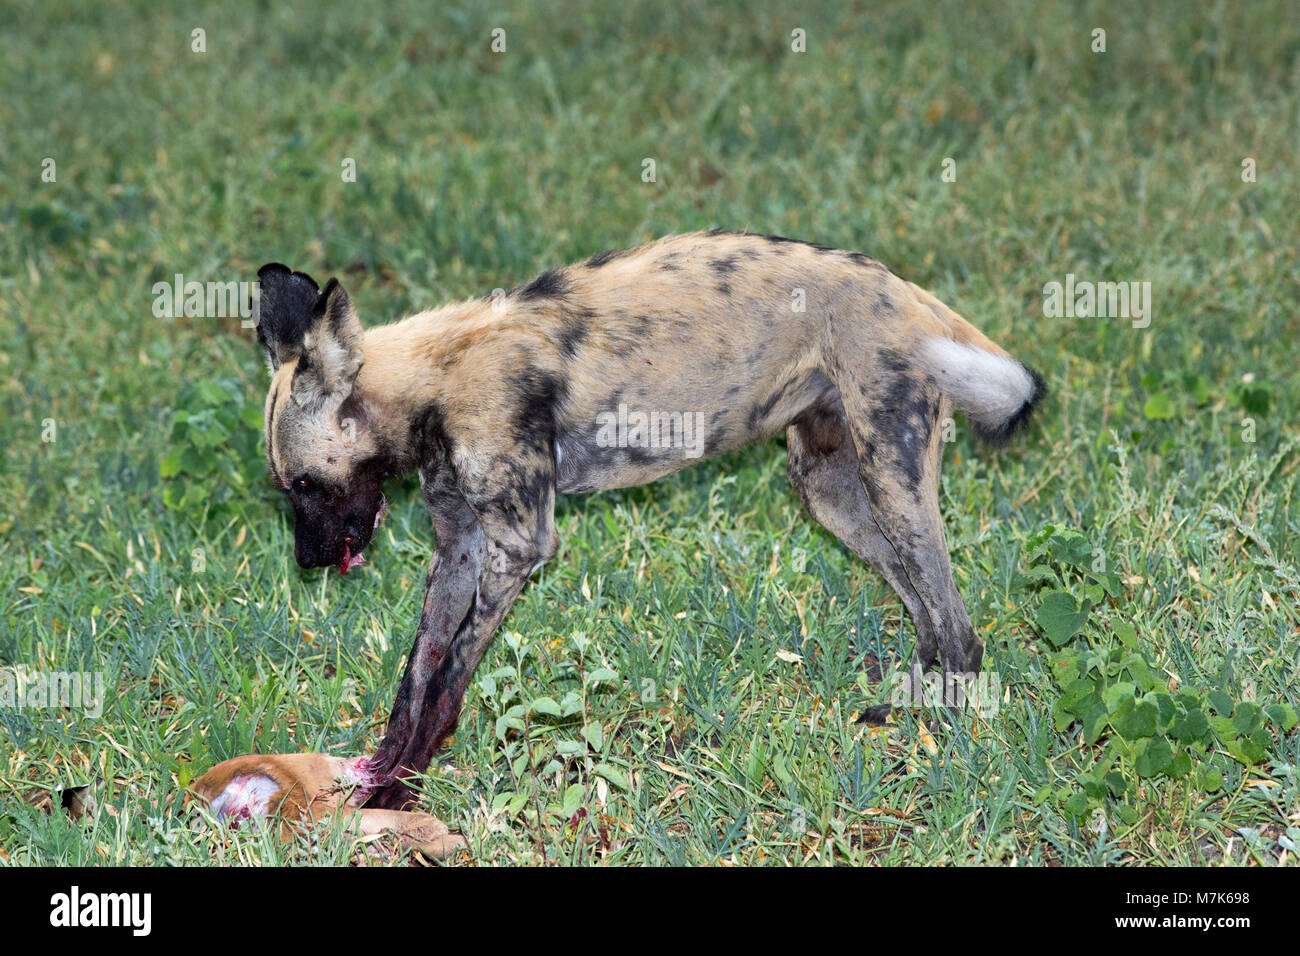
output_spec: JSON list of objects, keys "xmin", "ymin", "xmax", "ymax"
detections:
[{"xmin": 251, "ymin": 230, "xmax": 1044, "ymax": 810}]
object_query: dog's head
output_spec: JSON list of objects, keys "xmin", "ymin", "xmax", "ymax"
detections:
[{"xmin": 255, "ymin": 264, "xmax": 390, "ymax": 574}]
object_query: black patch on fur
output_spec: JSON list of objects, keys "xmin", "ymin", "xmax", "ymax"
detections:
[
  {"xmin": 705, "ymin": 410, "xmax": 731, "ymax": 456},
  {"xmin": 610, "ymin": 335, "xmax": 639, "ymax": 357},
  {"xmin": 701, "ymin": 229, "xmax": 834, "ymax": 254},
  {"xmin": 621, "ymin": 442, "xmax": 659, "ymax": 467},
  {"xmin": 605, "ymin": 316, "xmax": 652, "ymax": 355},
  {"xmin": 846, "ymin": 252, "xmax": 886, "ymax": 271},
  {"xmin": 352, "ymin": 448, "xmax": 401, "ymax": 490},
  {"xmin": 479, "ymin": 462, "xmax": 552, "ymax": 528},
  {"xmin": 710, "ymin": 256, "xmax": 739, "ymax": 276},
  {"xmin": 286, "ymin": 446, "xmax": 393, "ymax": 569},
  {"xmin": 585, "ymin": 248, "xmax": 629, "ymax": 268},
  {"xmin": 510, "ymin": 367, "xmax": 566, "ymax": 454},
  {"xmin": 512, "ymin": 268, "xmax": 571, "ymax": 301},
  {"xmin": 452, "ymin": 593, "xmax": 478, "ymax": 639},
  {"xmin": 877, "ymin": 348, "xmax": 912, "ymax": 376},
  {"xmin": 716, "ymin": 281, "xmax": 731, "ymax": 297},
  {"xmin": 872, "ymin": 371, "xmax": 939, "ymax": 493},
  {"xmin": 255, "ymin": 263, "xmax": 321, "ymax": 366},
  {"xmin": 556, "ymin": 308, "xmax": 592, "ymax": 358},
  {"xmin": 748, "ymin": 380, "xmax": 793, "ymax": 430},
  {"xmin": 760, "ymin": 233, "xmax": 834, "ymax": 253},
  {"xmin": 703, "ymin": 231, "xmax": 896, "ymax": 277},
  {"xmin": 972, "ymin": 365, "xmax": 1047, "ymax": 446},
  {"xmin": 411, "ymin": 400, "xmax": 452, "ymax": 468}
]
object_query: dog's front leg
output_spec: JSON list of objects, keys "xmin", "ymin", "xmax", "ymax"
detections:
[
  {"xmin": 365, "ymin": 463, "xmax": 558, "ymax": 810},
  {"xmin": 367, "ymin": 472, "xmax": 485, "ymax": 787}
]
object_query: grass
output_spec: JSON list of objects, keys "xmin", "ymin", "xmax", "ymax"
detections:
[{"xmin": 1, "ymin": 0, "xmax": 1298, "ymax": 865}]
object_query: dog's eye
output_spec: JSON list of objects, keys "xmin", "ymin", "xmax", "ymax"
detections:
[{"xmin": 292, "ymin": 476, "xmax": 311, "ymax": 492}]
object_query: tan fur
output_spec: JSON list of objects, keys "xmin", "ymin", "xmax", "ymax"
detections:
[
  {"xmin": 905, "ymin": 280, "xmax": 1012, "ymax": 357},
  {"xmin": 254, "ymin": 230, "xmax": 1043, "ymax": 808},
  {"xmin": 270, "ymin": 232, "xmax": 964, "ymax": 491}
]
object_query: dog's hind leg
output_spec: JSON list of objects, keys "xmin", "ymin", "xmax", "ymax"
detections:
[
  {"xmin": 822, "ymin": 332, "xmax": 984, "ymax": 705},
  {"xmin": 786, "ymin": 395, "xmax": 960, "ymax": 707}
]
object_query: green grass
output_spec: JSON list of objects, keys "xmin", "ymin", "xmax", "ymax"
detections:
[{"xmin": 2, "ymin": 0, "xmax": 1298, "ymax": 865}]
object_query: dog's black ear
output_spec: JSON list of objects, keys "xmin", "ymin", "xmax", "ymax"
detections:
[
  {"xmin": 289, "ymin": 278, "xmax": 365, "ymax": 408},
  {"xmin": 255, "ymin": 263, "xmax": 321, "ymax": 371}
]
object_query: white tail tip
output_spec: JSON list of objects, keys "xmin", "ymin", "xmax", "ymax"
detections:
[{"xmin": 916, "ymin": 337, "xmax": 1044, "ymax": 444}]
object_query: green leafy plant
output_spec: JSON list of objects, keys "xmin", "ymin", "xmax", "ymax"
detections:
[
  {"xmin": 159, "ymin": 377, "xmax": 265, "ymax": 520},
  {"xmin": 480, "ymin": 632, "xmax": 627, "ymax": 841},
  {"xmin": 1229, "ymin": 378, "xmax": 1272, "ymax": 417},
  {"xmin": 1137, "ymin": 371, "xmax": 1271, "ymax": 454},
  {"xmin": 1140, "ymin": 370, "xmax": 1213, "ymax": 423},
  {"xmin": 1020, "ymin": 524, "xmax": 1297, "ymax": 822},
  {"xmin": 1020, "ymin": 525, "xmax": 1122, "ymax": 648}
]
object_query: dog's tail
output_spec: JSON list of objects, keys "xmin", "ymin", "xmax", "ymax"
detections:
[{"xmin": 908, "ymin": 283, "xmax": 1046, "ymax": 445}]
